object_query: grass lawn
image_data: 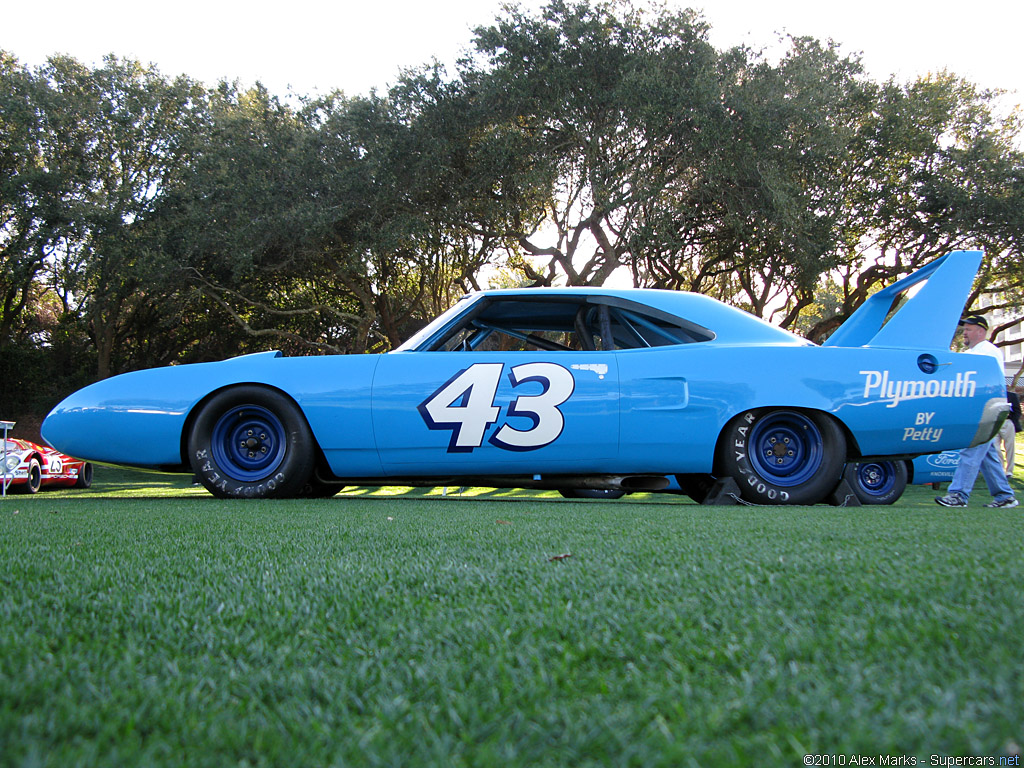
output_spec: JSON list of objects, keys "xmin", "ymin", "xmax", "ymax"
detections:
[{"xmin": 1, "ymin": 465, "xmax": 1022, "ymax": 767}]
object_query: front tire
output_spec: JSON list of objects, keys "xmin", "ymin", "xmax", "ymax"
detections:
[
  {"xmin": 715, "ymin": 408, "xmax": 846, "ymax": 505},
  {"xmin": 188, "ymin": 386, "xmax": 316, "ymax": 499},
  {"xmin": 843, "ymin": 460, "xmax": 908, "ymax": 505}
]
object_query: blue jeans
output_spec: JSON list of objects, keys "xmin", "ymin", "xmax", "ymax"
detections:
[{"xmin": 947, "ymin": 438, "xmax": 1016, "ymax": 503}]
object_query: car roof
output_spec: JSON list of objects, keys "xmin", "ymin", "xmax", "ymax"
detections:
[{"xmin": 470, "ymin": 287, "xmax": 810, "ymax": 347}]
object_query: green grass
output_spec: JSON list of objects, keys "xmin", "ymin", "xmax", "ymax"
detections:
[{"xmin": 1, "ymin": 467, "xmax": 1023, "ymax": 767}]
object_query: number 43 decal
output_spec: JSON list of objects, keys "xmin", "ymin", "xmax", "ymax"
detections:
[{"xmin": 418, "ymin": 362, "xmax": 576, "ymax": 453}]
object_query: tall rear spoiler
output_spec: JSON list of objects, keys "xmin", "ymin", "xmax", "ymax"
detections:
[{"xmin": 821, "ymin": 250, "xmax": 982, "ymax": 350}]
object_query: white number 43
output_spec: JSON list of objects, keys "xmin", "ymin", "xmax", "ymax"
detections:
[{"xmin": 417, "ymin": 362, "xmax": 576, "ymax": 452}]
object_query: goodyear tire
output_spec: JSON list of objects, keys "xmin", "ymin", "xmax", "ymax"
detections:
[
  {"xmin": 188, "ymin": 386, "xmax": 315, "ymax": 499},
  {"xmin": 716, "ymin": 408, "xmax": 846, "ymax": 505},
  {"xmin": 843, "ymin": 460, "xmax": 908, "ymax": 505}
]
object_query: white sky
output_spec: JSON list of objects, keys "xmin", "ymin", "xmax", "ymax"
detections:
[{"xmin": 2, "ymin": 0, "xmax": 1021, "ymax": 107}]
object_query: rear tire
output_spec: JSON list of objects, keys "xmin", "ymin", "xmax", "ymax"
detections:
[
  {"xmin": 715, "ymin": 408, "xmax": 846, "ymax": 505},
  {"xmin": 188, "ymin": 386, "xmax": 315, "ymax": 499},
  {"xmin": 74, "ymin": 462, "xmax": 93, "ymax": 489},
  {"xmin": 24, "ymin": 459, "xmax": 42, "ymax": 494},
  {"xmin": 843, "ymin": 460, "xmax": 908, "ymax": 505}
]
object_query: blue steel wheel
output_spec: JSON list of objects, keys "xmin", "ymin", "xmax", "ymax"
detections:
[
  {"xmin": 748, "ymin": 410, "xmax": 826, "ymax": 487},
  {"xmin": 843, "ymin": 460, "xmax": 908, "ymax": 505},
  {"xmin": 211, "ymin": 405, "xmax": 287, "ymax": 482},
  {"xmin": 188, "ymin": 386, "xmax": 316, "ymax": 499},
  {"xmin": 716, "ymin": 408, "xmax": 847, "ymax": 505}
]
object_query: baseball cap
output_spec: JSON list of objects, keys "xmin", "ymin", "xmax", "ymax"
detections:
[{"xmin": 959, "ymin": 315, "xmax": 989, "ymax": 330}]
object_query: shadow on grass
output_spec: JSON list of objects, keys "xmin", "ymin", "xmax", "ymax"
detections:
[
  {"xmin": 0, "ymin": 464, "xmax": 691, "ymax": 504},
  {"xmin": 6, "ymin": 461, "xmax": 1019, "ymax": 508}
]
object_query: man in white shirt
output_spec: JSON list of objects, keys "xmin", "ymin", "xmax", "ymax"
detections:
[{"xmin": 936, "ymin": 315, "xmax": 1019, "ymax": 508}]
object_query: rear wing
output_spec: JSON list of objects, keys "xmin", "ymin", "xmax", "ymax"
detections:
[{"xmin": 821, "ymin": 250, "xmax": 982, "ymax": 350}]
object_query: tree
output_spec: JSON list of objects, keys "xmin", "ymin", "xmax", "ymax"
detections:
[
  {"xmin": 0, "ymin": 52, "xmax": 82, "ymax": 350},
  {"xmin": 5, "ymin": 0, "xmax": 1024, "ymax": 407},
  {"xmin": 460, "ymin": 0, "xmax": 879, "ymax": 323},
  {"xmin": 463, "ymin": 0, "xmax": 724, "ymax": 287},
  {"xmin": 797, "ymin": 73, "xmax": 1024, "ymax": 341},
  {"xmin": 635, "ymin": 35, "xmax": 874, "ymax": 324},
  {"xmin": 25, "ymin": 55, "xmax": 212, "ymax": 377},
  {"xmin": 168, "ymin": 67, "xmax": 547, "ymax": 355}
]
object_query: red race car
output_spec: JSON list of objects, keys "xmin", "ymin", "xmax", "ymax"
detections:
[{"xmin": 2, "ymin": 438, "xmax": 93, "ymax": 494}]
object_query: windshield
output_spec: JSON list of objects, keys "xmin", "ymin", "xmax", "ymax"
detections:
[{"xmin": 393, "ymin": 294, "xmax": 483, "ymax": 352}]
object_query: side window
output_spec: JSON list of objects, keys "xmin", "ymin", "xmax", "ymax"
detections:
[
  {"xmin": 436, "ymin": 328, "xmax": 477, "ymax": 352},
  {"xmin": 581, "ymin": 305, "xmax": 712, "ymax": 350},
  {"xmin": 438, "ymin": 300, "xmax": 588, "ymax": 352},
  {"xmin": 425, "ymin": 296, "xmax": 713, "ymax": 352}
]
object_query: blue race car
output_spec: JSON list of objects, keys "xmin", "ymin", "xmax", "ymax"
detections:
[
  {"xmin": 910, "ymin": 450, "xmax": 962, "ymax": 485},
  {"xmin": 42, "ymin": 251, "xmax": 1008, "ymax": 504}
]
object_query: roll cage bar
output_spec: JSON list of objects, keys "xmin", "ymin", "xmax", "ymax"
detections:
[{"xmin": 420, "ymin": 294, "xmax": 714, "ymax": 353}]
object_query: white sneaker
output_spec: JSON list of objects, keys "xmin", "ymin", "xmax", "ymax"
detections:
[{"xmin": 984, "ymin": 497, "xmax": 1019, "ymax": 508}]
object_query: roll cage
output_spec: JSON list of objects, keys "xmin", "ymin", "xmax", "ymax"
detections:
[{"xmin": 408, "ymin": 294, "xmax": 715, "ymax": 353}]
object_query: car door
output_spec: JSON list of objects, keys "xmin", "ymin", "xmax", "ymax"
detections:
[
  {"xmin": 614, "ymin": 346, "xmax": 718, "ymax": 473},
  {"xmin": 594, "ymin": 301, "xmax": 721, "ymax": 474},
  {"xmin": 371, "ymin": 351, "xmax": 619, "ymax": 475}
]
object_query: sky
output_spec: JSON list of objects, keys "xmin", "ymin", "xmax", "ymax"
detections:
[{"xmin": 2, "ymin": 0, "xmax": 1022, "ymax": 108}]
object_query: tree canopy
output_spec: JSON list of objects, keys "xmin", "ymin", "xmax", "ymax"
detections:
[{"xmin": 2, "ymin": 0, "xmax": 1023, "ymax": 422}]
